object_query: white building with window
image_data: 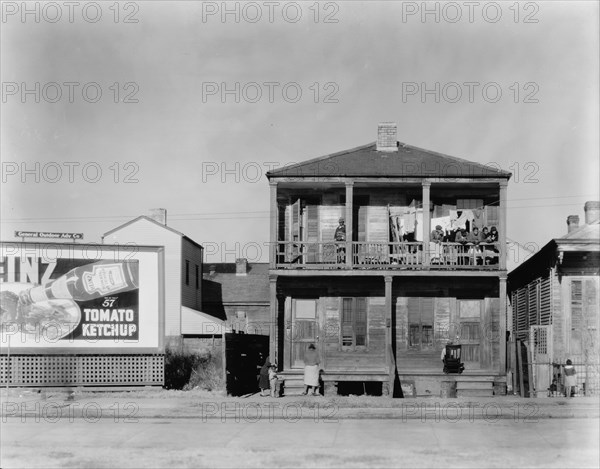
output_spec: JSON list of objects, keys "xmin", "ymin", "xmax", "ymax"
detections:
[{"xmin": 103, "ymin": 210, "xmax": 224, "ymax": 348}]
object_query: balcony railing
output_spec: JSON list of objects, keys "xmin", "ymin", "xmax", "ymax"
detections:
[{"xmin": 273, "ymin": 241, "xmax": 500, "ymax": 270}]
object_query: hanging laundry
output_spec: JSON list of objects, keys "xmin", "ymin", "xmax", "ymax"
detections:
[
  {"xmin": 431, "ymin": 216, "xmax": 452, "ymax": 233},
  {"xmin": 452, "ymin": 209, "xmax": 475, "ymax": 230},
  {"xmin": 415, "ymin": 210, "xmax": 423, "ymax": 241},
  {"xmin": 472, "ymin": 208, "xmax": 484, "ymax": 229},
  {"xmin": 404, "ymin": 212, "xmax": 416, "ymax": 234}
]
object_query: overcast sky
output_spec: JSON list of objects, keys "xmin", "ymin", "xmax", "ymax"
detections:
[{"xmin": 1, "ymin": 1, "xmax": 598, "ymax": 267}]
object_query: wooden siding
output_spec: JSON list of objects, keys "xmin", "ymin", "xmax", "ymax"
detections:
[
  {"xmin": 103, "ymin": 218, "xmax": 183, "ymax": 337},
  {"xmin": 395, "ymin": 295, "xmax": 499, "ymax": 372},
  {"xmin": 181, "ymin": 238, "xmax": 203, "ymax": 312},
  {"xmin": 321, "ymin": 297, "xmax": 386, "ymax": 371},
  {"xmin": 551, "ymin": 268, "xmax": 565, "ymax": 360},
  {"xmin": 512, "ymin": 274, "xmax": 553, "ymax": 341}
]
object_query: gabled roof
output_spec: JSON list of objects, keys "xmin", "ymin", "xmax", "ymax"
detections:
[
  {"xmin": 103, "ymin": 216, "xmax": 203, "ymax": 251},
  {"xmin": 203, "ymin": 263, "xmax": 269, "ymax": 304},
  {"xmin": 266, "ymin": 142, "xmax": 511, "ymax": 179}
]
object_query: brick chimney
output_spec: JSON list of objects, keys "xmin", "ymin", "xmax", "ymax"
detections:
[
  {"xmin": 149, "ymin": 208, "xmax": 167, "ymax": 225},
  {"xmin": 584, "ymin": 201, "xmax": 600, "ymax": 225},
  {"xmin": 567, "ymin": 215, "xmax": 579, "ymax": 233},
  {"xmin": 236, "ymin": 258, "xmax": 248, "ymax": 275},
  {"xmin": 376, "ymin": 122, "xmax": 398, "ymax": 152}
]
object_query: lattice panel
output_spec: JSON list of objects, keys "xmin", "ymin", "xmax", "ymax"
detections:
[
  {"xmin": 532, "ymin": 326, "xmax": 549, "ymax": 356},
  {"xmin": 0, "ymin": 355, "xmax": 164, "ymax": 387}
]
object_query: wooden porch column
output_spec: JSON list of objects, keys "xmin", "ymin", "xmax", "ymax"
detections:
[
  {"xmin": 269, "ymin": 275, "xmax": 278, "ymax": 362},
  {"xmin": 422, "ymin": 181, "xmax": 431, "ymax": 265},
  {"xmin": 384, "ymin": 276, "xmax": 393, "ymax": 368},
  {"xmin": 499, "ymin": 276, "xmax": 507, "ymax": 374},
  {"xmin": 269, "ymin": 181, "xmax": 278, "ymax": 268},
  {"xmin": 345, "ymin": 181, "xmax": 354, "ymax": 267},
  {"xmin": 499, "ymin": 180, "xmax": 508, "ymax": 270}
]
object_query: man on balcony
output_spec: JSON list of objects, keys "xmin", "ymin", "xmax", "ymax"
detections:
[{"xmin": 335, "ymin": 218, "xmax": 346, "ymax": 264}]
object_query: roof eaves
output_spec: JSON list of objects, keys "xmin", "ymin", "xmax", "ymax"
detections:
[
  {"xmin": 400, "ymin": 142, "xmax": 512, "ymax": 179},
  {"xmin": 265, "ymin": 142, "xmax": 375, "ymax": 178},
  {"xmin": 103, "ymin": 215, "xmax": 185, "ymax": 238}
]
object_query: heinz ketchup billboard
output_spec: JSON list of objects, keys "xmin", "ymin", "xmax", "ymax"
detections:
[{"xmin": 0, "ymin": 242, "xmax": 164, "ymax": 352}]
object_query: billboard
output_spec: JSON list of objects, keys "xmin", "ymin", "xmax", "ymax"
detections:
[{"xmin": 0, "ymin": 242, "xmax": 164, "ymax": 352}]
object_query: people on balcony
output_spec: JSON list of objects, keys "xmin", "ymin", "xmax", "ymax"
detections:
[
  {"xmin": 455, "ymin": 228, "xmax": 468, "ymax": 244},
  {"xmin": 334, "ymin": 218, "xmax": 346, "ymax": 264},
  {"xmin": 465, "ymin": 227, "xmax": 482, "ymax": 265},
  {"xmin": 431, "ymin": 225, "xmax": 444, "ymax": 243},
  {"xmin": 488, "ymin": 226, "xmax": 499, "ymax": 265},
  {"xmin": 430, "ymin": 225, "xmax": 444, "ymax": 264}
]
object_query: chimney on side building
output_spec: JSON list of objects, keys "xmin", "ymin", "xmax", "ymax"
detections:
[
  {"xmin": 567, "ymin": 215, "xmax": 579, "ymax": 233},
  {"xmin": 584, "ymin": 201, "xmax": 600, "ymax": 225},
  {"xmin": 376, "ymin": 122, "xmax": 398, "ymax": 152},
  {"xmin": 236, "ymin": 258, "xmax": 248, "ymax": 275},
  {"xmin": 149, "ymin": 208, "xmax": 167, "ymax": 225}
]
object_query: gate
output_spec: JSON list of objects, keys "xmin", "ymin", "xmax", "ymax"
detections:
[{"xmin": 529, "ymin": 325, "xmax": 552, "ymax": 397}]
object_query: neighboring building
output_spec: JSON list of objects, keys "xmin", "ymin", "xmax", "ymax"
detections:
[
  {"xmin": 508, "ymin": 201, "xmax": 600, "ymax": 396},
  {"xmin": 103, "ymin": 209, "xmax": 224, "ymax": 350},
  {"xmin": 203, "ymin": 259, "xmax": 270, "ymax": 335},
  {"xmin": 266, "ymin": 123, "xmax": 512, "ymax": 396}
]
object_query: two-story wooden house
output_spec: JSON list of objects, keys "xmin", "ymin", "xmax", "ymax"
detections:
[
  {"xmin": 266, "ymin": 123, "xmax": 512, "ymax": 397},
  {"xmin": 508, "ymin": 202, "xmax": 599, "ymax": 397}
]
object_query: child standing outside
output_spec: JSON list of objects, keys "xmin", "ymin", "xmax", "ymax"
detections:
[{"xmin": 268, "ymin": 363, "xmax": 279, "ymax": 398}]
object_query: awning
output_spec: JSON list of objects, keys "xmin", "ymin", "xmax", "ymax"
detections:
[{"xmin": 181, "ymin": 306, "xmax": 230, "ymax": 335}]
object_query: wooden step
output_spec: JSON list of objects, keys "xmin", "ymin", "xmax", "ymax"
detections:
[
  {"xmin": 456, "ymin": 382, "xmax": 493, "ymax": 390},
  {"xmin": 456, "ymin": 389, "xmax": 494, "ymax": 397},
  {"xmin": 454, "ymin": 376, "xmax": 496, "ymax": 382}
]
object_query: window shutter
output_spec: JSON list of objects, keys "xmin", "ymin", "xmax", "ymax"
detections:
[
  {"xmin": 355, "ymin": 298, "xmax": 367, "ymax": 346},
  {"xmin": 342, "ymin": 298, "xmax": 353, "ymax": 347},
  {"xmin": 540, "ymin": 276, "xmax": 552, "ymax": 325}
]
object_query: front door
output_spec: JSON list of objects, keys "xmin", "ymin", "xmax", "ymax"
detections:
[
  {"xmin": 458, "ymin": 300, "xmax": 482, "ymax": 368},
  {"xmin": 290, "ymin": 299, "xmax": 318, "ymax": 369}
]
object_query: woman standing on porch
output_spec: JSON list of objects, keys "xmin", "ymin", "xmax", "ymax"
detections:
[
  {"xmin": 302, "ymin": 344, "xmax": 320, "ymax": 396},
  {"xmin": 564, "ymin": 359, "xmax": 577, "ymax": 398}
]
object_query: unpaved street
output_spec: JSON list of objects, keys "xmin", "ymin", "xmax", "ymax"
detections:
[{"xmin": 2, "ymin": 417, "xmax": 598, "ymax": 468}]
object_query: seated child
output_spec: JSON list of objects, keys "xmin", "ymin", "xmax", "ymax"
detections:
[{"xmin": 269, "ymin": 363, "xmax": 278, "ymax": 398}]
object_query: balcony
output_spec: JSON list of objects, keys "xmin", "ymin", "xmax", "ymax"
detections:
[{"xmin": 273, "ymin": 241, "xmax": 501, "ymax": 270}]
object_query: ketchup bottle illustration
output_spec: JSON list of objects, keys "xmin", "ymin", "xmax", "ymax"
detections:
[{"xmin": 19, "ymin": 260, "xmax": 139, "ymax": 305}]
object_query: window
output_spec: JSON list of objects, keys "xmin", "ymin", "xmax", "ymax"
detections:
[
  {"xmin": 341, "ymin": 297, "xmax": 367, "ymax": 349},
  {"xmin": 407, "ymin": 297, "xmax": 434, "ymax": 350},
  {"xmin": 195, "ymin": 264, "xmax": 199, "ymax": 289},
  {"xmin": 409, "ymin": 324, "xmax": 433, "ymax": 348},
  {"xmin": 185, "ymin": 260, "xmax": 190, "ymax": 286}
]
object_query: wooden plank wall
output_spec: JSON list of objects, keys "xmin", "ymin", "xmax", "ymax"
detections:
[
  {"xmin": 551, "ymin": 268, "xmax": 565, "ymax": 361},
  {"xmin": 366, "ymin": 206, "xmax": 389, "ymax": 242},
  {"xmin": 394, "ymin": 296, "xmax": 500, "ymax": 372},
  {"xmin": 435, "ymin": 298, "xmax": 451, "ymax": 348},
  {"xmin": 368, "ymin": 297, "xmax": 386, "ymax": 354},
  {"xmin": 319, "ymin": 205, "xmax": 344, "ymax": 243},
  {"xmin": 321, "ymin": 296, "xmax": 386, "ymax": 371}
]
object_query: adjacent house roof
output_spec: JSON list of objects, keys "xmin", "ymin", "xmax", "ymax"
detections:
[
  {"xmin": 203, "ymin": 263, "xmax": 270, "ymax": 304},
  {"xmin": 103, "ymin": 215, "xmax": 203, "ymax": 251},
  {"xmin": 508, "ymin": 220, "xmax": 600, "ymax": 289},
  {"xmin": 561, "ymin": 220, "xmax": 600, "ymax": 241},
  {"xmin": 266, "ymin": 142, "xmax": 512, "ymax": 179}
]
